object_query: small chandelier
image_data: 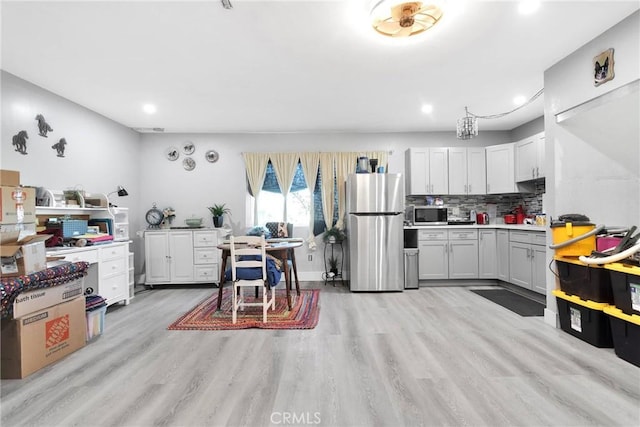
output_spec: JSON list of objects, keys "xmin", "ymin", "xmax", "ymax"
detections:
[
  {"xmin": 371, "ymin": 1, "xmax": 444, "ymax": 38},
  {"xmin": 456, "ymin": 88, "xmax": 544, "ymax": 140},
  {"xmin": 456, "ymin": 107, "xmax": 478, "ymax": 140}
]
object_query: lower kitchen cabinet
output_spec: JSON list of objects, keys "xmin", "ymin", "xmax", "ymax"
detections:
[
  {"xmin": 497, "ymin": 230, "xmax": 510, "ymax": 281},
  {"xmin": 144, "ymin": 229, "xmax": 220, "ymax": 286},
  {"xmin": 508, "ymin": 230, "xmax": 546, "ymax": 293},
  {"xmin": 417, "ymin": 228, "xmax": 478, "ymax": 280},
  {"xmin": 479, "ymin": 229, "xmax": 497, "ymax": 279}
]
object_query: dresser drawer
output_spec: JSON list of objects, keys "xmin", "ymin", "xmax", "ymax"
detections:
[
  {"xmin": 194, "ymin": 247, "xmax": 218, "ymax": 264},
  {"xmin": 193, "ymin": 231, "xmax": 217, "ymax": 247},
  {"xmin": 61, "ymin": 249, "xmax": 99, "ymax": 264},
  {"xmin": 100, "ymin": 244, "xmax": 127, "ymax": 261},
  {"xmin": 101, "ymin": 257, "xmax": 127, "ymax": 279},
  {"xmin": 194, "ymin": 265, "xmax": 219, "ymax": 282}
]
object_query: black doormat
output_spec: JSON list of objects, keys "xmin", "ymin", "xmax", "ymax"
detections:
[{"xmin": 470, "ymin": 289, "xmax": 545, "ymax": 317}]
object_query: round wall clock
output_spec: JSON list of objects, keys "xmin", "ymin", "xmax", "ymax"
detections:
[{"xmin": 145, "ymin": 203, "xmax": 164, "ymax": 228}]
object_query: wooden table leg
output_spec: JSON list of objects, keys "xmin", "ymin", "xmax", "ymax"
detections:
[{"xmin": 217, "ymin": 250, "xmax": 228, "ymax": 310}]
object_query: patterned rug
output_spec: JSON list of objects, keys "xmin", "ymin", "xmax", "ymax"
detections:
[{"xmin": 167, "ymin": 288, "xmax": 320, "ymax": 330}]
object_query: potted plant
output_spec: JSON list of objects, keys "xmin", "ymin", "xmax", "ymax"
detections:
[
  {"xmin": 328, "ymin": 255, "xmax": 339, "ymax": 277},
  {"xmin": 323, "ymin": 226, "xmax": 346, "ymax": 243},
  {"xmin": 207, "ymin": 203, "xmax": 230, "ymax": 228}
]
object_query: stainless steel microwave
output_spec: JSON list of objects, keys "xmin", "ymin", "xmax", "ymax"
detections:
[{"xmin": 413, "ymin": 206, "xmax": 448, "ymax": 225}]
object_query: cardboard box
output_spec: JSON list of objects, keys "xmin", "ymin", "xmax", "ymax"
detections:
[
  {"xmin": 0, "ymin": 232, "xmax": 51, "ymax": 278},
  {"xmin": 0, "ymin": 170, "xmax": 20, "ymax": 186},
  {"xmin": 1, "ymin": 297, "xmax": 86, "ymax": 379},
  {"xmin": 0, "ymin": 186, "xmax": 35, "ymax": 225},
  {"xmin": 12, "ymin": 278, "xmax": 84, "ymax": 319}
]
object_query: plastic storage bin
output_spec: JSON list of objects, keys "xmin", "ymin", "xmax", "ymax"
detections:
[
  {"xmin": 606, "ymin": 263, "xmax": 640, "ymax": 316},
  {"xmin": 552, "ymin": 289, "xmax": 613, "ymax": 348},
  {"xmin": 85, "ymin": 305, "xmax": 106, "ymax": 342},
  {"xmin": 550, "ymin": 221, "xmax": 596, "ymax": 257},
  {"xmin": 555, "ymin": 256, "xmax": 613, "ymax": 303},
  {"xmin": 603, "ymin": 306, "xmax": 640, "ymax": 367}
]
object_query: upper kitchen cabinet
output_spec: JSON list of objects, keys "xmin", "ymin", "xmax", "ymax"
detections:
[
  {"xmin": 405, "ymin": 147, "xmax": 449, "ymax": 195},
  {"xmin": 485, "ymin": 143, "xmax": 517, "ymax": 194},
  {"xmin": 448, "ymin": 147, "xmax": 486, "ymax": 195},
  {"xmin": 515, "ymin": 132, "xmax": 545, "ymax": 182}
]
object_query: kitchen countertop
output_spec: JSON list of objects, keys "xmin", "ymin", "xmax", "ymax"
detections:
[{"xmin": 404, "ymin": 224, "xmax": 547, "ymax": 232}]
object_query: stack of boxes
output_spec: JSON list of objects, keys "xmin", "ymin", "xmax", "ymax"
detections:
[
  {"xmin": 0, "ymin": 169, "xmax": 87, "ymax": 379},
  {"xmin": 552, "ymin": 227, "xmax": 640, "ymax": 367}
]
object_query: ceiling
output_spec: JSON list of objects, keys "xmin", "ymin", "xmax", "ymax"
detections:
[{"xmin": 2, "ymin": 0, "xmax": 638, "ymax": 134}]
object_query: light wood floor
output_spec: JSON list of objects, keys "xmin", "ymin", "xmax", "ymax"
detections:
[{"xmin": 2, "ymin": 282, "xmax": 639, "ymax": 427}]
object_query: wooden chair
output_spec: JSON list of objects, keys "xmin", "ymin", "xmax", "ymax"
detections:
[
  {"xmin": 229, "ymin": 235, "xmax": 275, "ymax": 324},
  {"xmin": 264, "ymin": 222, "xmax": 300, "ymax": 293}
]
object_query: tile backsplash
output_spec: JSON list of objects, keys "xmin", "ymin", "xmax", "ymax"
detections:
[{"xmin": 406, "ymin": 180, "xmax": 545, "ymax": 220}]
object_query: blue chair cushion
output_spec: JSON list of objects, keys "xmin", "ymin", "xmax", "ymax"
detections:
[{"xmin": 224, "ymin": 255, "xmax": 282, "ymax": 287}]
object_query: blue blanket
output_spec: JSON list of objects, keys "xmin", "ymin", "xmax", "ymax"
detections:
[{"xmin": 224, "ymin": 255, "xmax": 282, "ymax": 287}]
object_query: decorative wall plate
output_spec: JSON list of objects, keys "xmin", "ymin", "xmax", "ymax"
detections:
[
  {"xmin": 165, "ymin": 146, "xmax": 179, "ymax": 161},
  {"xmin": 182, "ymin": 141, "xmax": 195, "ymax": 155},
  {"xmin": 205, "ymin": 149, "xmax": 219, "ymax": 163},
  {"xmin": 183, "ymin": 157, "xmax": 196, "ymax": 171}
]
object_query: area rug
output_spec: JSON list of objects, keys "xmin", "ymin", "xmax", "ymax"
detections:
[
  {"xmin": 167, "ymin": 289, "xmax": 320, "ymax": 330},
  {"xmin": 470, "ymin": 289, "xmax": 545, "ymax": 317}
]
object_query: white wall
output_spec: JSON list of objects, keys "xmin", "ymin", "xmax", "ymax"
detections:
[
  {"xmin": 1, "ymin": 71, "xmax": 143, "ymax": 272},
  {"xmin": 138, "ymin": 131, "xmax": 511, "ymax": 276},
  {"xmin": 543, "ymin": 11, "xmax": 640, "ymax": 326}
]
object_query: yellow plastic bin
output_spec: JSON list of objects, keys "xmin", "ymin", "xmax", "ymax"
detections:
[{"xmin": 550, "ymin": 221, "xmax": 597, "ymax": 257}]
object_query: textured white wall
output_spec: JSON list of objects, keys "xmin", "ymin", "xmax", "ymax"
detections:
[{"xmin": 543, "ymin": 11, "xmax": 640, "ymax": 326}]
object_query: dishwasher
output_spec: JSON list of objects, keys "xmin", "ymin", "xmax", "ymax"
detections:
[{"xmin": 403, "ymin": 229, "xmax": 419, "ymax": 289}]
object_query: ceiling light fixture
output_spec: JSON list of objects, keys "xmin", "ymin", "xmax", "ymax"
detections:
[
  {"xmin": 518, "ymin": 0, "xmax": 540, "ymax": 15},
  {"xmin": 421, "ymin": 104, "xmax": 434, "ymax": 114},
  {"xmin": 143, "ymin": 104, "xmax": 157, "ymax": 114},
  {"xmin": 456, "ymin": 88, "xmax": 544, "ymax": 140},
  {"xmin": 371, "ymin": 1, "xmax": 443, "ymax": 37},
  {"xmin": 221, "ymin": 0, "xmax": 232, "ymax": 10}
]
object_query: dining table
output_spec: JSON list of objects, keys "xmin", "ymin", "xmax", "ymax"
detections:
[{"xmin": 216, "ymin": 238, "xmax": 303, "ymax": 310}]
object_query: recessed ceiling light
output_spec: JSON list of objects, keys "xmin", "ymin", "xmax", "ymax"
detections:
[
  {"xmin": 513, "ymin": 95, "xmax": 527, "ymax": 106},
  {"xmin": 518, "ymin": 0, "xmax": 540, "ymax": 15},
  {"xmin": 421, "ymin": 104, "xmax": 434, "ymax": 114},
  {"xmin": 143, "ymin": 104, "xmax": 157, "ymax": 114}
]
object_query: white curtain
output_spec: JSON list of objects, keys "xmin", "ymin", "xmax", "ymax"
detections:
[
  {"xmin": 319, "ymin": 152, "xmax": 335, "ymax": 231},
  {"xmin": 269, "ymin": 152, "xmax": 299, "ymax": 221},
  {"xmin": 242, "ymin": 152, "xmax": 270, "ymax": 225},
  {"xmin": 335, "ymin": 152, "xmax": 358, "ymax": 229},
  {"xmin": 299, "ymin": 152, "xmax": 320, "ymax": 249}
]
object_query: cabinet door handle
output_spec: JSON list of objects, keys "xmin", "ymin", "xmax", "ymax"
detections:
[
  {"xmin": 532, "ymin": 167, "xmax": 535, "ymax": 178},
  {"xmin": 468, "ymin": 184, "xmax": 471, "ymax": 193},
  {"xmin": 536, "ymin": 167, "xmax": 539, "ymax": 177},
  {"xmin": 526, "ymin": 248, "xmax": 531, "ymax": 258}
]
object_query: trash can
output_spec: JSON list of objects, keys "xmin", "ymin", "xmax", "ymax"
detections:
[{"xmin": 404, "ymin": 248, "xmax": 419, "ymax": 289}]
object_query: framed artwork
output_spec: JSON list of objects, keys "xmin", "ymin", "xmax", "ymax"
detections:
[{"xmin": 593, "ymin": 48, "xmax": 614, "ymax": 87}]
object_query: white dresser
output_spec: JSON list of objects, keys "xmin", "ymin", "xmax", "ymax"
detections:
[{"xmin": 143, "ymin": 228, "xmax": 224, "ymax": 286}]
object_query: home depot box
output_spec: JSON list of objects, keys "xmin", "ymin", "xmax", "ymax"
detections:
[
  {"xmin": 0, "ymin": 232, "xmax": 50, "ymax": 278},
  {"xmin": 0, "ymin": 170, "xmax": 20, "ymax": 186},
  {"xmin": 12, "ymin": 278, "xmax": 84, "ymax": 319},
  {"xmin": 0, "ymin": 186, "xmax": 36, "ymax": 225},
  {"xmin": 1, "ymin": 297, "xmax": 86, "ymax": 379}
]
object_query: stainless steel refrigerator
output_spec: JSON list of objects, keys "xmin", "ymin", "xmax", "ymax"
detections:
[{"xmin": 347, "ymin": 173, "xmax": 404, "ymax": 292}]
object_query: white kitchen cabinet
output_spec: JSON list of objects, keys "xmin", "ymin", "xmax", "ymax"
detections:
[
  {"xmin": 417, "ymin": 228, "xmax": 478, "ymax": 280},
  {"xmin": 478, "ymin": 229, "xmax": 497, "ymax": 279},
  {"xmin": 515, "ymin": 132, "xmax": 545, "ymax": 182},
  {"xmin": 405, "ymin": 147, "xmax": 449, "ymax": 195},
  {"xmin": 417, "ymin": 229, "xmax": 448, "ymax": 280},
  {"xmin": 496, "ymin": 229, "xmax": 510, "ymax": 281},
  {"xmin": 144, "ymin": 229, "xmax": 220, "ymax": 286},
  {"xmin": 448, "ymin": 229, "xmax": 478, "ymax": 279},
  {"xmin": 508, "ymin": 230, "xmax": 546, "ymax": 293},
  {"xmin": 448, "ymin": 147, "xmax": 486, "ymax": 195},
  {"xmin": 485, "ymin": 143, "xmax": 517, "ymax": 194}
]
